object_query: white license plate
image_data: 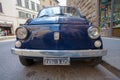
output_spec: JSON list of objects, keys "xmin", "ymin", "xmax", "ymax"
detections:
[{"xmin": 43, "ymin": 57, "xmax": 70, "ymax": 65}]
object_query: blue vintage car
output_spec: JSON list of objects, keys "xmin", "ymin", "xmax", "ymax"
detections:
[{"xmin": 11, "ymin": 6, "xmax": 107, "ymax": 66}]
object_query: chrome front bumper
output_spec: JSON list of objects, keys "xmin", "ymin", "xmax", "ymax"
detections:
[{"xmin": 11, "ymin": 48, "xmax": 107, "ymax": 57}]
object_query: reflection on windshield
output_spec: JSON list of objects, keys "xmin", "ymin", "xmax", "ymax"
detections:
[
  {"xmin": 38, "ymin": 7, "xmax": 80, "ymax": 18},
  {"xmin": 39, "ymin": 7, "xmax": 60, "ymax": 17}
]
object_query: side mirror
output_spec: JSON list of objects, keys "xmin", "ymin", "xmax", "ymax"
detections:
[
  {"xmin": 25, "ymin": 18, "xmax": 33, "ymax": 25},
  {"xmin": 82, "ymin": 15, "xmax": 86, "ymax": 19},
  {"xmin": 82, "ymin": 15, "xmax": 87, "ymax": 19},
  {"xmin": 89, "ymin": 22, "xmax": 93, "ymax": 25}
]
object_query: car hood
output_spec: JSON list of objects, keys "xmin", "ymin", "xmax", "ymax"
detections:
[{"xmin": 28, "ymin": 16, "xmax": 89, "ymax": 25}]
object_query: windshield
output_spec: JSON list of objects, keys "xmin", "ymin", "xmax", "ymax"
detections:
[{"xmin": 38, "ymin": 6, "xmax": 81, "ymax": 18}]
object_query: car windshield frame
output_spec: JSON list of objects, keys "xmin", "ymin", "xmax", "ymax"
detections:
[{"xmin": 37, "ymin": 6, "xmax": 82, "ymax": 18}]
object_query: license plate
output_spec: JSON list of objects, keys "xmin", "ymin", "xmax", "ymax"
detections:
[{"xmin": 43, "ymin": 57, "xmax": 70, "ymax": 65}]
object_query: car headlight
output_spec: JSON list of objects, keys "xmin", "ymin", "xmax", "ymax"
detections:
[
  {"xmin": 15, "ymin": 41, "xmax": 22, "ymax": 48},
  {"xmin": 88, "ymin": 27, "xmax": 100, "ymax": 39},
  {"xmin": 16, "ymin": 27, "xmax": 28, "ymax": 40},
  {"xmin": 94, "ymin": 40, "xmax": 101, "ymax": 48}
]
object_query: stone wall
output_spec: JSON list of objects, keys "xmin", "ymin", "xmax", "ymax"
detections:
[
  {"xmin": 40, "ymin": 0, "xmax": 59, "ymax": 8},
  {"xmin": 67, "ymin": 0, "xmax": 99, "ymax": 26}
]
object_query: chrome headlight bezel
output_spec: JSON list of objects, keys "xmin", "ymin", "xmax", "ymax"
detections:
[
  {"xmin": 16, "ymin": 27, "xmax": 28, "ymax": 40},
  {"xmin": 88, "ymin": 26, "xmax": 100, "ymax": 39}
]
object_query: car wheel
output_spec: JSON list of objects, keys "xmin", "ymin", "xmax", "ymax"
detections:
[
  {"xmin": 19, "ymin": 56, "xmax": 34, "ymax": 66},
  {"xmin": 85, "ymin": 57, "xmax": 102, "ymax": 66}
]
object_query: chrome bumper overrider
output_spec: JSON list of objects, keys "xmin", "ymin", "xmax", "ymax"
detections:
[{"xmin": 11, "ymin": 48, "xmax": 107, "ymax": 57}]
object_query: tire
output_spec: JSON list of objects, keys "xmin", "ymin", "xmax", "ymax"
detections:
[
  {"xmin": 85, "ymin": 57, "xmax": 102, "ymax": 66},
  {"xmin": 19, "ymin": 56, "xmax": 34, "ymax": 66}
]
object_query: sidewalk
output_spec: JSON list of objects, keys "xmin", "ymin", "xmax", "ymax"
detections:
[
  {"xmin": 0, "ymin": 36, "xmax": 16, "ymax": 41},
  {"xmin": 102, "ymin": 37, "xmax": 120, "ymax": 71}
]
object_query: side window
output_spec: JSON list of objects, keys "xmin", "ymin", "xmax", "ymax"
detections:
[{"xmin": 61, "ymin": 7, "xmax": 80, "ymax": 17}]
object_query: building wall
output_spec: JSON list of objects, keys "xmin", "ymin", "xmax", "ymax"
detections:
[
  {"xmin": 40, "ymin": 0, "xmax": 59, "ymax": 8},
  {"xmin": 0, "ymin": 0, "xmax": 40, "ymax": 35},
  {"xmin": 67, "ymin": 0, "xmax": 99, "ymax": 26}
]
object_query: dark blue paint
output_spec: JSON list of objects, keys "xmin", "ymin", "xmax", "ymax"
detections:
[{"xmin": 50, "ymin": 26, "xmax": 60, "ymax": 31}]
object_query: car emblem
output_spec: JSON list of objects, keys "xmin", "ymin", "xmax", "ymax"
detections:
[{"xmin": 54, "ymin": 32, "xmax": 60, "ymax": 40}]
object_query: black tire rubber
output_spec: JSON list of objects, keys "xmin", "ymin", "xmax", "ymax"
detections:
[
  {"xmin": 19, "ymin": 56, "xmax": 34, "ymax": 66},
  {"xmin": 85, "ymin": 57, "xmax": 102, "ymax": 66}
]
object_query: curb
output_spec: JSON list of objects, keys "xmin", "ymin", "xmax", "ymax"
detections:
[
  {"xmin": 102, "ymin": 37, "xmax": 120, "ymax": 40},
  {"xmin": 101, "ymin": 60, "xmax": 120, "ymax": 78},
  {"xmin": 0, "ymin": 36, "xmax": 16, "ymax": 41}
]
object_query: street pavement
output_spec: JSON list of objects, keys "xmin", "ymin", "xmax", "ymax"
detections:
[
  {"xmin": 0, "ymin": 39, "xmax": 120, "ymax": 80},
  {"xmin": 102, "ymin": 37, "xmax": 120, "ymax": 71}
]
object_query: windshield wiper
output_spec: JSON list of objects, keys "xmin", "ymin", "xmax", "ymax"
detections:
[
  {"xmin": 52, "ymin": 14, "xmax": 65, "ymax": 17},
  {"xmin": 39, "ymin": 15, "xmax": 49, "ymax": 17}
]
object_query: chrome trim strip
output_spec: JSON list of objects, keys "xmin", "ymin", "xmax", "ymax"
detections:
[{"xmin": 11, "ymin": 48, "xmax": 107, "ymax": 57}]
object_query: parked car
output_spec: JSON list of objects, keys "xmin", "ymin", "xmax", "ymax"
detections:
[{"xmin": 11, "ymin": 6, "xmax": 107, "ymax": 66}]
